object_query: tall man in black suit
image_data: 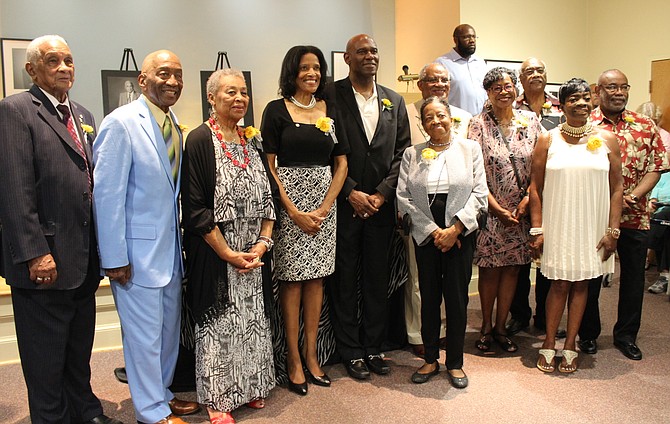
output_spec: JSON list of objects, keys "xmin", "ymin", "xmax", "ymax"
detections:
[
  {"xmin": 0, "ymin": 35, "xmax": 121, "ymax": 424},
  {"xmin": 329, "ymin": 34, "xmax": 411, "ymax": 380}
]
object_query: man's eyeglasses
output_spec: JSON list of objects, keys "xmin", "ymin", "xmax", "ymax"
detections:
[
  {"xmin": 489, "ymin": 84, "xmax": 515, "ymax": 94},
  {"xmin": 521, "ymin": 67, "xmax": 545, "ymax": 76},
  {"xmin": 456, "ymin": 35, "xmax": 478, "ymax": 41},
  {"xmin": 422, "ymin": 77, "xmax": 450, "ymax": 84},
  {"xmin": 600, "ymin": 84, "xmax": 631, "ymax": 93}
]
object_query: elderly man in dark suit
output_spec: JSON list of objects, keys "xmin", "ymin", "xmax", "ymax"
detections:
[
  {"xmin": 0, "ymin": 35, "xmax": 121, "ymax": 424},
  {"xmin": 329, "ymin": 34, "xmax": 411, "ymax": 380}
]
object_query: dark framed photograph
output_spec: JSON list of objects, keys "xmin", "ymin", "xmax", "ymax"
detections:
[
  {"xmin": 484, "ymin": 59, "xmax": 522, "ymax": 75},
  {"xmin": 101, "ymin": 70, "xmax": 141, "ymax": 116},
  {"xmin": 1, "ymin": 38, "xmax": 32, "ymax": 97},
  {"xmin": 200, "ymin": 70, "xmax": 254, "ymax": 126},
  {"xmin": 331, "ymin": 51, "xmax": 347, "ymax": 81},
  {"xmin": 545, "ymin": 82, "xmax": 562, "ymax": 98}
]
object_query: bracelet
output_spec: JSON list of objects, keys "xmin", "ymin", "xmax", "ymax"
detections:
[
  {"xmin": 606, "ymin": 227, "xmax": 620, "ymax": 240},
  {"xmin": 629, "ymin": 194, "xmax": 638, "ymax": 203},
  {"xmin": 529, "ymin": 227, "xmax": 543, "ymax": 236},
  {"xmin": 257, "ymin": 235, "xmax": 274, "ymax": 251}
]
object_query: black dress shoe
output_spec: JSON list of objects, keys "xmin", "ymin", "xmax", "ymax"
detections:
[
  {"xmin": 534, "ymin": 321, "xmax": 567, "ymax": 339},
  {"xmin": 446, "ymin": 369, "xmax": 468, "ymax": 389},
  {"xmin": 114, "ymin": 367, "xmax": 128, "ymax": 384},
  {"xmin": 365, "ymin": 354, "xmax": 390, "ymax": 375},
  {"xmin": 505, "ymin": 318, "xmax": 529, "ymax": 335},
  {"xmin": 84, "ymin": 415, "xmax": 124, "ymax": 424},
  {"xmin": 305, "ymin": 367, "xmax": 331, "ymax": 387},
  {"xmin": 614, "ymin": 340, "xmax": 642, "ymax": 360},
  {"xmin": 345, "ymin": 359, "xmax": 370, "ymax": 380},
  {"xmin": 411, "ymin": 363, "xmax": 439, "ymax": 384},
  {"xmin": 578, "ymin": 339, "xmax": 598, "ymax": 354},
  {"xmin": 288, "ymin": 378, "xmax": 308, "ymax": 395}
]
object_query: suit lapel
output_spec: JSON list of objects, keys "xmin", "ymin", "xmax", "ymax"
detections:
[
  {"xmin": 137, "ymin": 97, "xmax": 175, "ymax": 191},
  {"xmin": 29, "ymin": 86, "xmax": 82, "ymax": 157},
  {"xmin": 336, "ymin": 78, "xmax": 367, "ymax": 138},
  {"xmin": 70, "ymin": 102, "xmax": 93, "ymax": 163},
  {"xmin": 370, "ymin": 84, "xmax": 386, "ymax": 145}
]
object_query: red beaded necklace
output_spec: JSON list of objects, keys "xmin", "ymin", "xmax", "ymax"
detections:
[{"xmin": 208, "ymin": 116, "xmax": 250, "ymax": 169}]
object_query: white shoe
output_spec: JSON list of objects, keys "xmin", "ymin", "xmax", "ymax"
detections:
[{"xmin": 648, "ymin": 276, "xmax": 668, "ymax": 294}]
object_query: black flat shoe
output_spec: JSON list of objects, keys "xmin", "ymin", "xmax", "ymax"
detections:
[
  {"xmin": 578, "ymin": 339, "xmax": 598, "ymax": 354},
  {"xmin": 447, "ymin": 369, "xmax": 468, "ymax": 389},
  {"xmin": 345, "ymin": 359, "xmax": 370, "ymax": 380},
  {"xmin": 411, "ymin": 363, "xmax": 439, "ymax": 384},
  {"xmin": 492, "ymin": 329, "xmax": 518, "ymax": 353},
  {"xmin": 305, "ymin": 367, "xmax": 331, "ymax": 387},
  {"xmin": 614, "ymin": 340, "xmax": 642, "ymax": 360},
  {"xmin": 84, "ymin": 415, "xmax": 123, "ymax": 424},
  {"xmin": 505, "ymin": 318, "xmax": 529, "ymax": 335},
  {"xmin": 365, "ymin": 354, "xmax": 390, "ymax": 375},
  {"xmin": 288, "ymin": 378, "xmax": 308, "ymax": 395}
]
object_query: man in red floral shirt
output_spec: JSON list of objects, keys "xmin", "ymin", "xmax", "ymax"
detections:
[{"xmin": 579, "ymin": 69, "xmax": 669, "ymax": 360}]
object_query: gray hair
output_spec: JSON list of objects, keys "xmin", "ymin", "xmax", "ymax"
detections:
[
  {"xmin": 206, "ymin": 68, "xmax": 245, "ymax": 97},
  {"xmin": 26, "ymin": 35, "xmax": 68, "ymax": 65},
  {"xmin": 636, "ymin": 101, "xmax": 662, "ymax": 123},
  {"xmin": 418, "ymin": 62, "xmax": 449, "ymax": 81},
  {"xmin": 483, "ymin": 66, "xmax": 518, "ymax": 90}
]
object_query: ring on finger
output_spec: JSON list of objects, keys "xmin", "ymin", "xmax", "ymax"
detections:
[{"xmin": 363, "ymin": 212, "xmax": 369, "ymax": 218}]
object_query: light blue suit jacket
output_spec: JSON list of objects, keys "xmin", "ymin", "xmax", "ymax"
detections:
[
  {"xmin": 396, "ymin": 138, "xmax": 488, "ymax": 246},
  {"xmin": 92, "ymin": 96, "xmax": 183, "ymax": 287}
]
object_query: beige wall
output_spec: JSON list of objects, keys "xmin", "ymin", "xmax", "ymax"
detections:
[{"xmin": 394, "ymin": 0, "xmax": 460, "ymax": 94}]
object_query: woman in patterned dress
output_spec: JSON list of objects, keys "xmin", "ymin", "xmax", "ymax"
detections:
[
  {"xmin": 468, "ymin": 67, "xmax": 543, "ymax": 354},
  {"xmin": 182, "ymin": 69, "xmax": 276, "ymax": 424},
  {"xmin": 261, "ymin": 46, "xmax": 348, "ymax": 395}
]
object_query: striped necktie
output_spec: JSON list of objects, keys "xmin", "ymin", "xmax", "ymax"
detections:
[
  {"xmin": 163, "ymin": 115, "xmax": 178, "ymax": 182},
  {"xmin": 56, "ymin": 104, "xmax": 92, "ymax": 192}
]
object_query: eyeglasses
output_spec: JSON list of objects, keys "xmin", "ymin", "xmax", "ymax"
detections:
[
  {"xmin": 456, "ymin": 35, "xmax": 478, "ymax": 41},
  {"xmin": 600, "ymin": 84, "xmax": 631, "ymax": 93},
  {"xmin": 521, "ymin": 67, "xmax": 545, "ymax": 76},
  {"xmin": 489, "ymin": 84, "xmax": 515, "ymax": 94},
  {"xmin": 422, "ymin": 77, "xmax": 450, "ymax": 84}
]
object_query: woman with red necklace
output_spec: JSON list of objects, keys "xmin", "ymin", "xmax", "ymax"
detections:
[{"xmin": 182, "ymin": 68, "xmax": 277, "ymax": 424}]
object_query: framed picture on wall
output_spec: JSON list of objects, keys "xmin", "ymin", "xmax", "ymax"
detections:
[
  {"xmin": 331, "ymin": 51, "xmax": 348, "ymax": 82},
  {"xmin": 200, "ymin": 70, "xmax": 254, "ymax": 126},
  {"xmin": 545, "ymin": 82, "xmax": 562, "ymax": 98},
  {"xmin": 1, "ymin": 38, "xmax": 32, "ymax": 97},
  {"xmin": 101, "ymin": 70, "xmax": 141, "ymax": 116},
  {"xmin": 484, "ymin": 59, "xmax": 522, "ymax": 75}
]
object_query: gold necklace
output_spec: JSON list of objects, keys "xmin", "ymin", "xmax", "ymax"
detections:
[{"xmin": 560, "ymin": 121, "xmax": 592, "ymax": 138}]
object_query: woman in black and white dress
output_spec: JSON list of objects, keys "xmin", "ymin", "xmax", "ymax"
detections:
[{"xmin": 261, "ymin": 45, "xmax": 348, "ymax": 395}]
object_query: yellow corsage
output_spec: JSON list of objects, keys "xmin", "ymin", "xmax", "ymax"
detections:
[
  {"xmin": 80, "ymin": 124, "xmax": 94, "ymax": 134},
  {"xmin": 515, "ymin": 116, "xmax": 529, "ymax": 128},
  {"xmin": 315, "ymin": 116, "xmax": 333, "ymax": 133},
  {"xmin": 244, "ymin": 126, "xmax": 261, "ymax": 140},
  {"xmin": 586, "ymin": 135, "xmax": 604, "ymax": 151},
  {"xmin": 421, "ymin": 147, "xmax": 438, "ymax": 161},
  {"xmin": 178, "ymin": 124, "xmax": 189, "ymax": 133},
  {"xmin": 623, "ymin": 115, "xmax": 635, "ymax": 124},
  {"xmin": 542, "ymin": 101, "xmax": 552, "ymax": 110},
  {"xmin": 452, "ymin": 116, "xmax": 462, "ymax": 123},
  {"xmin": 382, "ymin": 98, "xmax": 393, "ymax": 111}
]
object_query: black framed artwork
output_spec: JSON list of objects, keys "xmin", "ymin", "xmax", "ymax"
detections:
[
  {"xmin": 1, "ymin": 38, "xmax": 32, "ymax": 97},
  {"xmin": 101, "ymin": 70, "xmax": 141, "ymax": 116},
  {"xmin": 200, "ymin": 70, "xmax": 254, "ymax": 126}
]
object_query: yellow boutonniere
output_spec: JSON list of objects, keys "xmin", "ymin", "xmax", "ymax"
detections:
[
  {"xmin": 421, "ymin": 147, "xmax": 438, "ymax": 161},
  {"xmin": 178, "ymin": 124, "xmax": 188, "ymax": 133},
  {"xmin": 452, "ymin": 116, "xmax": 462, "ymax": 123},
  {"xmin": 515, "ymin": 116, "xmax": 529, "ymax": 128},
  {"xmin": 586, "ymin": 135, "xmax": 603, "ymax": 151},
  {"xmin": 244, "ymin": 126, "xmax": 261, "ymax": 140},
  {"xmin": 542, "ymin": 102, "xmax": 552, "ymax": 110},
  {"xmin": 80, "ymin": 124, "xmax": 94, "ymax": 134},
  {"xmin": 382, "ymin": 98, "xmax": 393, "ymax": 111},
  {"xmin": 315, "ymin": 116, "xmax": 333, "ymax": 133},
  {"xmin": 623, "ymin": 115, "xmax": 635, "ymax": 124}
]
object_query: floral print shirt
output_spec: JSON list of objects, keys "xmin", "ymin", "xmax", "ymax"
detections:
[{"xmin": 591, "ymin": 107, "xmax": 669, "ymax": 230}]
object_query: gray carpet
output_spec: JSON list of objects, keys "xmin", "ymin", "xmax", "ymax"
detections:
[{"xmin": 1, "ymin": 266, "xmax": 669, "ymax": 424}]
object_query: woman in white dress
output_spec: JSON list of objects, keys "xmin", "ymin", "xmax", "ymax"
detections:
[{"xmin": 529, "ymin": 78, "xmax": 622, "ymax": 373}]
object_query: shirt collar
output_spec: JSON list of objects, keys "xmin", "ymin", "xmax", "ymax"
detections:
[
  {"xmin": 38, "ymin": 86, "xmax": 69, "ymax": 112},
  {"xmin": 142, "ymin": 94, "xmax": 171, "ymax": 126},
  {"xmin": 352, "ymin": 83, "xmax": 378, "ymax": 101}
]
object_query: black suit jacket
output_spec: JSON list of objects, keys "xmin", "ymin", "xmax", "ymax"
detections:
[
  {"xmin": 0, "ymin": 85, "xmax": 98, "ymax": 289},
  {"xmin": 333, "ymin": 78, "xmax": 410, "ymax": 224}
]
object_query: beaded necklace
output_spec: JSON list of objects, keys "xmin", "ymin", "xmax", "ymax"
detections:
[
  {"xmin": 208, "ymin": 116, "xmax": 250, "ymax": 169},
  {"xmin": 560, "ymin": 121, "xmax": 592, "ymax": 139}
]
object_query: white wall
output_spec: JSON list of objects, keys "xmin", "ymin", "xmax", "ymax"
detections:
[{"xmin": 0, "ymin": 0, "xmax": 396, "ymax": 128}]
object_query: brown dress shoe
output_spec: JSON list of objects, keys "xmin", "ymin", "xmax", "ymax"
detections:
[
  {"xmin": 168, "ymin": 398, "xmax": 201, "ymax": 416},
  {"xmin": 155, "ymin": 415, "xmax": 188, "ymax": 424}
]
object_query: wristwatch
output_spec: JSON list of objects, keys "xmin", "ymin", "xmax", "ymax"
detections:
[{"xmin": 606, "ymin": 227, "xmax": 620, "ymax": 240}]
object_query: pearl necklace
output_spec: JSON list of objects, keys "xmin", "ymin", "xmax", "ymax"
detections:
[
  {"xmin": 208, "ymin": 117, "xmax": 250, "ymax": 169},
  {"xmin": 560, "ymin": 121, "xmax": 593, "ymax": 139},
  {"xmin": 428, "ymin": 139, "xmax": 451, "ymax": 148},
  {"xmin": 289, "ymin": 95, "xmax": 316, "ymax": 110}
]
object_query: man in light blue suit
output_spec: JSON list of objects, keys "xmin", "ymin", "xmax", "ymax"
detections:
[{"xmin": 93, "ymin": 50, "xmax": 199, "ymax": 424}]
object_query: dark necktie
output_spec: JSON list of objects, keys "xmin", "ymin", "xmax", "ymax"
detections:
[
  {"xmin": 163, "ymin": 115, "xmax": 178, "ymax": 183},
  {"xmin": 56, "ymin": 104, "xmax": 92, "ymax": 191}
]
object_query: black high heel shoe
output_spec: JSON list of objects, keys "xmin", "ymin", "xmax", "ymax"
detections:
[
  {"xmin": 288, "ymin": 378, "xmax": 308, "ymax": 396},
  {"xmin": 304, "ymin": 367, "xmax": 331, "ymax": 387}
]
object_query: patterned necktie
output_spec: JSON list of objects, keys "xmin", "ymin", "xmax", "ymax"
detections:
[
  {"xmin": 56, "ymin": 104, "xmax": 92, "ymax": 191},
  {"xmin": 163, "ymin": 115, "xmax": 178, "ymax": 182}
]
